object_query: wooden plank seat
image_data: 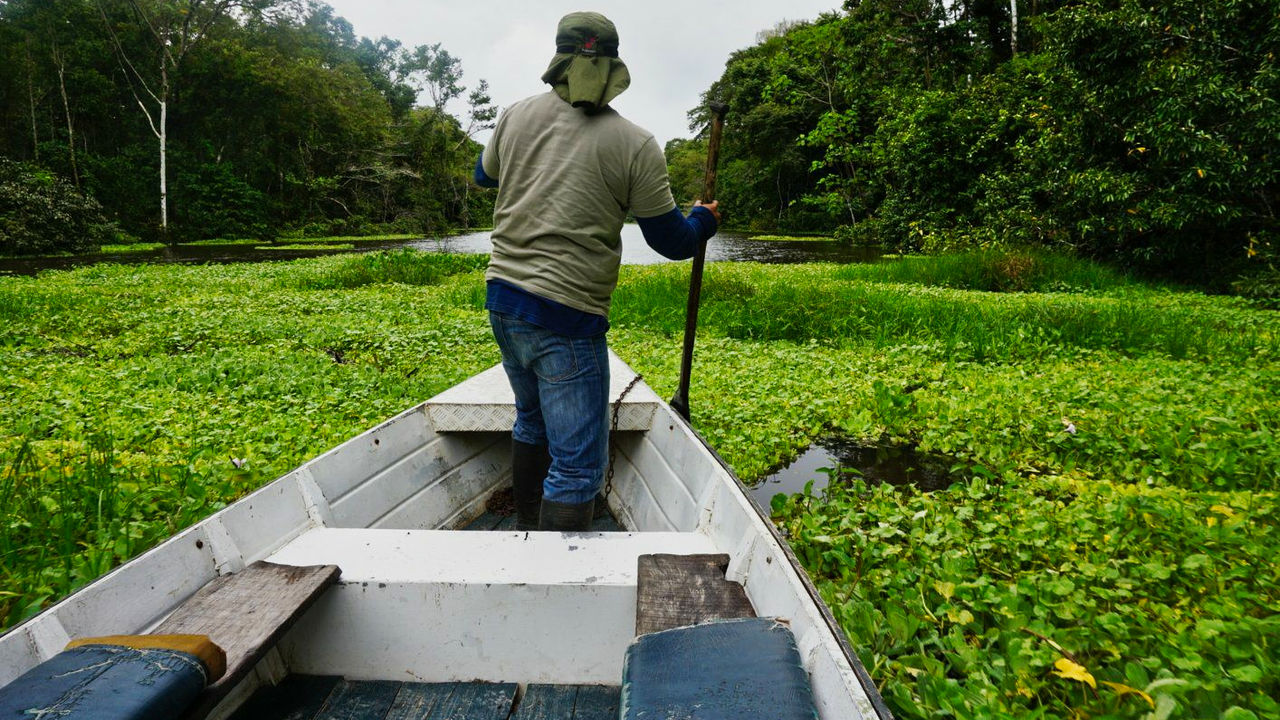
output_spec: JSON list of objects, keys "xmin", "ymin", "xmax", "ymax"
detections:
[
  {"xmin": 156, "ymin": 561, "xmax": 340, "ymax": 719},
  {"xmin": 0, "ymin": 561, "xmax": 337, "ymax": 720},
  {"xmin": 624, "ymin": 554, "xmax": 819, "ymax": 720}
]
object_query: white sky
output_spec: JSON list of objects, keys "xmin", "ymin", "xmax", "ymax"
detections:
[{"xmin": 319, "ymin": 1, "xmax": 843, "ymax": 147}]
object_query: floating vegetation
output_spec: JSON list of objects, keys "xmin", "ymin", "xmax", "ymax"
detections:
[
  {"xmin": 2, "ymin": 250, "xmax": 1278, "ymax": 718},
  {"xmin": 256, "ymin": 243, "xmax": 355, "ymax": 251}
]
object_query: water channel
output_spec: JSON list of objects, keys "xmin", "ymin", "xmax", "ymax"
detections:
[
  {"xmin": 748, "ymin": 436, "xmax": 960, "ymax": 508},
  {"xmin": 0, "ymin": 225, "xmax": 882, "ymax": 276}
]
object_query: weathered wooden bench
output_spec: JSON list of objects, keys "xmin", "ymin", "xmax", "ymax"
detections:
[
  {"xmin": 0, "ymin": 561, "xmax": 338, "ymax": 720},
  {"xmin": 158, "ymin": 560, "xmax": 340, "ymax": 719}
]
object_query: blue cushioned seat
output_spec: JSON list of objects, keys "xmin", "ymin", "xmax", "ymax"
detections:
[
  {"xmin": 0, "ymin": 643, "xmax": 213, "ymax": 719},
  {"xmin": 620, "ymin": 617, "xmax": 819, "ymax": 720}
]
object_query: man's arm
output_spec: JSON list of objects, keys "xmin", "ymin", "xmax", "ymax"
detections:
[
  {"xmin": 636, "ymin": 201, "xmax": 719, "ymax": 260},
  {"xmin": 474, "ymin": 154, "xmax": 498, "ymax": 188}
]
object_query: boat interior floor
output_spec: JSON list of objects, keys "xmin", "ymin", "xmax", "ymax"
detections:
[
  {"xmin": 462, "ymin": 488, "xmax": 625, "ymax": 532},
  {"xmin": 229, "ymin": 676, "xmax": 619, "ymax": 720}
]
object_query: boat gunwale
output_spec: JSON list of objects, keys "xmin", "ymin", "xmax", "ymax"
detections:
[{"xmin": 677, "ymin": 418, "xmax": 896, "ymax": 720}]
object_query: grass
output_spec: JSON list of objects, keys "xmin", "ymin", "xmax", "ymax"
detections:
[
  {"xmin": 180, "ymin": 234, "xmax": 421, "ymax": 246},
  {"xmin": 611, "ymin": 263, "xmax": 1276, "ymax": 365},
  {"xmin": 748, "ymin": 234, "xmax": 835, "ymax": 242},
  {"xmin": 836, "ymin": 247, "xmax": 1138, "ymax": 292},
  {"xmin": 1, "ymin": 248, "xmax": 1277, "ymax": 718},
  {"xmin": 97, "ymin": 242, "xmax": 167, "ymax": 253},
  {"xmin": 256, "ymin": 243, "xmax": 355, "ymax": 251}
]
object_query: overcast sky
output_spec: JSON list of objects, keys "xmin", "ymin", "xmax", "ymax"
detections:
[{"xmin": 319, "ymin": 1, "xmax": 843, "ymax": 148}]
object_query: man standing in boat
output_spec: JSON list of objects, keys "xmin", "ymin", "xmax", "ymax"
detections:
[{"xmin": 474, "ymin": 11, "xmax": 720, "ymax": 531}]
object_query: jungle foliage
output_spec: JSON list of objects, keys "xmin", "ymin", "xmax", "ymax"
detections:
[
  {"xmin": 0, "ymin": 0, "xmax": 496, "ymax": 252},
  {"xmin": 679, "ymin": 0, "xmax": 1280, "ymax": 288},
  {"xmin": 0, "ymin": 157, "xmax": 118, "ymax": 253}
]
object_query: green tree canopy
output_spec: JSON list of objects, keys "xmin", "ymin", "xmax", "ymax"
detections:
[{"xmin": 682, "ymin": 0, "xmax": 1278, "ymax": 287}]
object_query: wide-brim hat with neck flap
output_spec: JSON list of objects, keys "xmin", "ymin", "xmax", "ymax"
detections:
[{"xmin": 540, "ymin": 11, "xmax": 631, "ymax": 114}]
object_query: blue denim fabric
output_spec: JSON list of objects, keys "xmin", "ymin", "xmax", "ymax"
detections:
[{"xmin": 489, "ymin": 311, "xmax": 609, "ymax": 504}]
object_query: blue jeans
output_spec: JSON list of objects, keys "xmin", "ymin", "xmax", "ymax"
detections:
[{"xmin": 489, "ymin": 311, "xmax": 610, "ymax": 504}]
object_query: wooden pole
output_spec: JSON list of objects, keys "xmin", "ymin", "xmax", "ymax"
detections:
[{"xmin": 670, "ymin": 102, "xmax": 727, "ymax": 422}]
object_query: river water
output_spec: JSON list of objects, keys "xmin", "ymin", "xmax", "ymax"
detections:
[
  {"xmin": 749, "ymin": 436, "xmax": 960, "ymax": 508},
  {"xmin": 0, "ymin": 226, "xmax": 881, "ymax": 276}
]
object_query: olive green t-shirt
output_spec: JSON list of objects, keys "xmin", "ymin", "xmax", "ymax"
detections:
[{"xmin": 482, "ymin": 91, "xmax": 676, "ymax": 316}]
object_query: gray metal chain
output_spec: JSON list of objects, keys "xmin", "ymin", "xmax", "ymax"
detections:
[{"xmin": 605, "ymin": 373, "xmax": 643, "ymax": 499}]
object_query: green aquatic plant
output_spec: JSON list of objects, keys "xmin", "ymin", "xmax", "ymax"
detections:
[
  {"xmin": 772, "ymin": 473, "xmax": 1280, "ymax": 719},
  {"xmin": 287, "ymin": 249, "xmax": 488, "ymax": 290},
  {"xmin": 256, "ymin": 243, "xmax": 355, "ymax": 251},
  {"xmin": 749, "ymin": 234, "xmax": 835, "ymax": 243},
  {"xmin": 1, "ymin": 250, "xmax": 1277, "ymax": 720}
]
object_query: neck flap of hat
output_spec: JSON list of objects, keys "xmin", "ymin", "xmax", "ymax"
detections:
[{"xmin": 540, "ymin": 11, "xmax": 630, "ymax": 114}]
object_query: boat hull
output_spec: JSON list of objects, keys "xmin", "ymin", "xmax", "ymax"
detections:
[{"xmin": 0, "ymin": 354, "xmax": 890, "ymax": 720}]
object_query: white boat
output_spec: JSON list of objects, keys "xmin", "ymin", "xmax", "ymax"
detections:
[{"xmin": 0, "ymin": 353, "xmax": 891, "ymax": 719}]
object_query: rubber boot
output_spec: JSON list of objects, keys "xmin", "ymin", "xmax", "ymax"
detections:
[
  {"xmin": 511, "ymin": 440, "xmax": 551, "ymax": 531},
  {"xmin": 539, "ymin": 497, "xmax": 596, "ymax": 532}
]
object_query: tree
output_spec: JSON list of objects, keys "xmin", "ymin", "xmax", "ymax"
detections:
[
  {"xmin": 95, "ymin": 0, "xmax": 267, "ymax": 234},
  {"xmin": 0, "ymin": 156, "xmax": 116, "ymax": 254},
  {"xmin": 400, "ymin": 42, "xmax": 463, "ymax": 112},
  {"xmin": 464, "ymin": 79, "xmax": 496, "ymax": 138},
  {"xmin": 354, "ymin": 36, "xmax": 415, "ymax": 119}
]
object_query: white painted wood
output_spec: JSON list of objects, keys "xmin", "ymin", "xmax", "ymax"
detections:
[
  {"xmin": 214, "ymin": 474, "xmax": 313, "ymax": 564},
  {"xmin": 324, "ymin": 431, "xmax": 506, "ymax": 530},
  {"xmin": 272, "ymin": 528, "xmax": 718, "ymax": 684},
  {"xmin": 282, "ymin": 581, "xmax": 635, "ymax": 684},
  {"xmin": 24, "ymin": 616, "xmax": 70, "ymax": 664},
  {"xmin": 811, "ymin": 643, "xmax": 880, "ymax": 720},
  {"xmin": 304, "ymin": 405, "xmax": 435, "ymax": 503},
  {"xmin": 267, "ymin": 528, "xmax": 715, "ymax": 585},
  {"xmin": 295, "ymin": 468, "xmax": 336, "ymax": 527},
  {"xmin": 427, "ymin": 351, "xmax": 660, "ymax": 432},
  {"xmin": 607, "ymin": 443, "xmax": 677, "ymax": 532},
  {"xmin": 368, "ymin": 430, "xmax": 506, "ymax": 527},
  {"xmin": 202, "ymin": 516, "xmax": 246, "ymax": 575},
  {"xmin": 0, "ymin": 631, "xmax": 39, "ymax": 688},
  {"xmin": 637, "ymin": 416, "xmax": 719, "ymax": 506},
  {"xmin": 621, "ymin": 433, "xmax": 706, "ymax": 530}
]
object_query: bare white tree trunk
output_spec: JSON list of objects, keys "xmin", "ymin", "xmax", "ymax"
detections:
[
  {"xmin": 1011, "ymin": 0, "xmax": 1019, "ymax": 55},
  {"xmin": 25, "ymin": 43, "xmax": 39, "ymax": 160},
  {"xmin": 101, "ymin": 0, "xmax": 244, "ymax": 234},
  {"xmin": 160, "ymin": 99, "xmax": 168, "ymax": 230},
  {"xmin": 28, "ymin": 71, "xmax": 39, "ymax": 160},
  {"xmin": 159, "ymin": 59, "xmax": 168, "ymax": 231},
  {"xmin": 54, "ymin": 46, "xmax": 79, "ymax": 187}
]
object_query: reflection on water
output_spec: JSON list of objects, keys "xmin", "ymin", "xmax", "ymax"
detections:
[
  {"xmin": 750, "ymin": 435, "xmax": 959, "ymax": 508},
  {"xmin": 0, "ymin": 225, "xmax": 881, "ymax": 276}
]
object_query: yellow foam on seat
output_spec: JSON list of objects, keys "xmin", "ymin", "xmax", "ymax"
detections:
[{"xmin": 66, "ymin": 634, "xmax": 227, "ymax": 682}]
